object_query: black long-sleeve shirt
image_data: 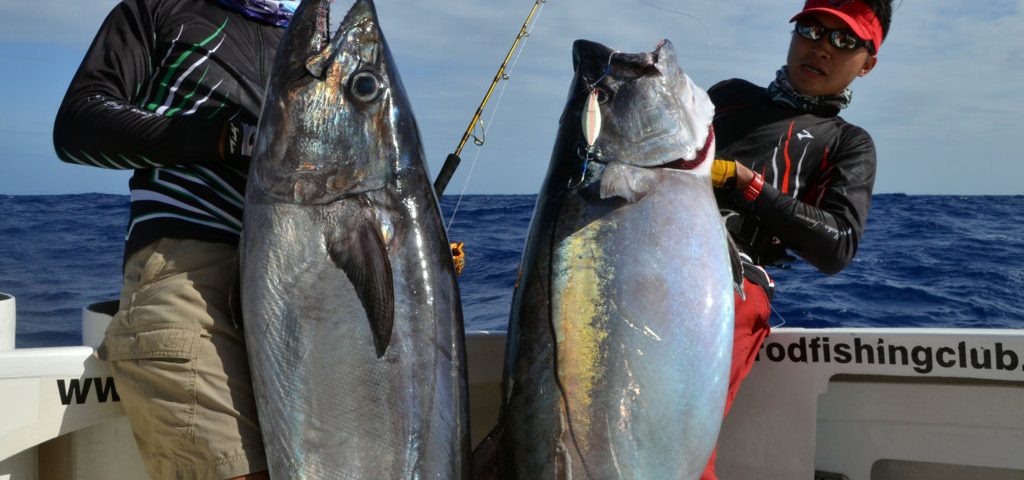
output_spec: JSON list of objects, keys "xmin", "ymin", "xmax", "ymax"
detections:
[
  {"xmin": 53, "ymin": 0, "xmax": 285, "ymax": 257},
  {"xmin": 710, "ymin": 79, "xmax": 876, "ymax": 275}
]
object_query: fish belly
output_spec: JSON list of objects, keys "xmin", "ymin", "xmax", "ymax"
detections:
[
  {"xmin": 505, "ymin": 171, "xmax": 733, "ymax": 479},
  {"xmin": 242, "ymin": 198, "xmax": 466, "ymax": 479}
]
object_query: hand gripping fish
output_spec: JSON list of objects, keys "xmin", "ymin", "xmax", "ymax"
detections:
[
  {"xmin": 240, "ymin": 1, "xmax": 469, "ymax": 477},
  {"xmin": 478, "ymin": 39, "xmax": 739, "ymax": 479}
]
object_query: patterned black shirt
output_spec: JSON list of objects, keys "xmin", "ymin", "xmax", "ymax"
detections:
[
  {"xmin": 54, "ymin": 0, "xmax": 285, "ymax": 258},
  {"xmin": 711, "ymin": 79, "xmax": 877, "ymax": 275}
]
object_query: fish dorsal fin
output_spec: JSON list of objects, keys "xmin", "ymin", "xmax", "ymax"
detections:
[{"xmin": 328, "ymin": 207, "xmax": 394, "ymax": 357}]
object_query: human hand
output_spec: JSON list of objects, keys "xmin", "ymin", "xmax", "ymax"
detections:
[
  {"xmin": 450, "ymin": 242, "xmax": 465, "ymax": 276},
  {"xmin": 221, "ymin": 118, "xmax": 258, "ymax": 163},
  {"xmin": 711, "ymin": 158, "xmax": 737, "ymax": 189},
  {"xmin": 712, "ymin": 158, "xmax": 759, "ymax": 194}
]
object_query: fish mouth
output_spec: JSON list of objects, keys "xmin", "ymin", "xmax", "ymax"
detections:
[
  {"xmin": 589, "ymin": 125, "xmax": 714, "ymax": 174},
  {"xmin": 255, "ymin": 0, "xmax": 394, "ymax": 204},
  {"xmin": 573, "ymin": 38, "xmax": 714, "ymax": 174},
  {"xmin": 313, "ymin": 1, "xmax": 330, "ymax": 53},
  {"xmin": 285, "ymin": 0, "xmax": 380, "ymax": 78},
  {"xmin": 660, "ymin": 127, "xmax": 715, "ymax": 171},
  {"xmin": 573, "ymin": 39, "xmax": 661, "ymax": 81},
  {"xmin": 661, "ymin": 157, "xmax": 705, "ymax": 171},
  {"xmin": 586, "ymin": 128, "xmax": 713, "ymax": 202},
  {"xmin": 332, "ymin": 0, "xmax": 379, "ymax": 46}
]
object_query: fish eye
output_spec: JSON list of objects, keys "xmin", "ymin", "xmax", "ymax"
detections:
[
  {"xmin": 595, "ymin": 87, "xmax": 611, "ymax": 105},
  {"xmin": 350, "ymin": 71, "xmax": 381, "ymax": 102}
]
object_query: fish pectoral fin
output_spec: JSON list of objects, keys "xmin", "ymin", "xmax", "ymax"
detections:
[
  {"xmin": 727, "ymin": 233, "xmax": 746, "ymax": 301},
  {"xmin": 600, "ymin": 162, "xmax": 656, "ymax": 202},
  {"xmin": 328, "ymin": 215, "xmax": 394, "ymax": 358}
]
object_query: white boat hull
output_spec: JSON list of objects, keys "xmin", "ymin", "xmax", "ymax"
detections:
[{"xmin": 1, "ymin": 295, "xmax": 1022, "ymax": 479}]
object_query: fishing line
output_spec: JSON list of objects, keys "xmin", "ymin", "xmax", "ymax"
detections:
[
  {"xmin": 635, "ymin": 0, "xmax": 712, "ymax": 52},
  {"xmin": 445, "ymin": 0, "xmax": 547, "ymax": 230},
  {"xmin": 589, "ymin": 50, "xmax": 619, "ymax": 88},
  {"xmin": 770, "ymin": 308, "xmax": 787, "ymax": 329},
  {"xmin": 558, "ymin": 49, "xmax": 618, "ymax": 134}
]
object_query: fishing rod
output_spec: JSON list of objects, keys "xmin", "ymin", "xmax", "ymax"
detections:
[{"xmin": 432, "ymin": 0, "xmax": 546, "ymax": 197}]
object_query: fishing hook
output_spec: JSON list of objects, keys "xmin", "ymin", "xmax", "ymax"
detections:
[
  {"xmin": 590, "ymin": 50, "xmax": 619, "ymax": 89},
  {"xmin": 568, "ymin": 143, "xmax": 599, "ymax": 189}
]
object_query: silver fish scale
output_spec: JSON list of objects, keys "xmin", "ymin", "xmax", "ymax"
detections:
[
  {"xmin": 241, "ymin": 0, "xmax": 469, "ymax": 478},
  {"xmin": 492, "ymin": 38, "xmax": 731, "ymax": 479}
]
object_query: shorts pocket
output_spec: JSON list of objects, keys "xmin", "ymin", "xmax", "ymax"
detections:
[
  {"xmin": 99, "ymin": 325, "xmax": 202, "ymax": 362},
  {"xmin": 102, "ymin": 327, "xmax": 207, "ymax": 455}
]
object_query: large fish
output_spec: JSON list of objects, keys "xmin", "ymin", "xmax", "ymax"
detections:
[
  {"xmin": 240, "ymin": 0, "xmax": 469, "ymax": 477},
  {"xmin": 485, "ymin": 39, "xmax": 736, "ymax": 479}
]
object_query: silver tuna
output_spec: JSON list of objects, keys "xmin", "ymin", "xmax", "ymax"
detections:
[
  {"xmin": 488, "ymin": 39, "xmax": 734, "ymax": 479},
  {"xmin": 240, "ymin": 0, "xmax": 469, "ymax": 477}
]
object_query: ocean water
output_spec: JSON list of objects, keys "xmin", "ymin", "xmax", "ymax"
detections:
[{"xmin": 1, "ymin": 194, "xmax": 1022, "ymax": 348}]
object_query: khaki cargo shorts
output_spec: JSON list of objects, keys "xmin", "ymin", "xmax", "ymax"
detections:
[{"xmin": 98, "ymin": 238, "xmax": 266, "ymax": 480}]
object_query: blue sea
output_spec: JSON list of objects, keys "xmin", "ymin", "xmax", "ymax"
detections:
[{"xmin": 1, "ymin": 194, "xmax": 1022, "ymax": 348}]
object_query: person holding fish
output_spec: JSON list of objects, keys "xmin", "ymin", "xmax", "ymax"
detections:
[
  {"xmin": 52, "ymin": 0, "xmax": 301, "ymax": 478},
  {"xmin": 703, "ymin": 0, "xmax": 895, "ymax": 477}
]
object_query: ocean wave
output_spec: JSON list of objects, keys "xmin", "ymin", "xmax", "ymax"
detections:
[{"xmin": 2, "ymin": 193, "xmax": 1022, "ymax": 347}]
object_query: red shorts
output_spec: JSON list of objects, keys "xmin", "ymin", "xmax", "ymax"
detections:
[{"xmin": 701, "ymin": 277, "xmax": 772, "ymax": 480}]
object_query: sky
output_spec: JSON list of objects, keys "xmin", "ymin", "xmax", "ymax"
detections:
[{"xmin": 0, "ymin": 0, "xmax": 1022, "ymax": 196}]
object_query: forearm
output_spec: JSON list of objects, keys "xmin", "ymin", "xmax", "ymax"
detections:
[
  {"xmin": 53, "ymin": 94, "xmax": 226, "ymax": 170},
  {"xmin": 730, "ymin": 163, "xmax": 865, "ymax": 273},
  {"xmin": 51, "ymin": 0, "xmax": 231, "ymax": 171}
]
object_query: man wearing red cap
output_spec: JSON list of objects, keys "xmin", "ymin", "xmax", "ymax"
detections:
[{"xmin": 704, "ymin": 0, "xmax": 894, "ymax": 478}]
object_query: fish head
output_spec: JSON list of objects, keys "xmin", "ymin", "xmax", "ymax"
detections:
[
  {"xmin": 252, "ymin": 0, "xmax": 418, "ymax": 204},
  {"xmin": 564, "ymin": 39, "xmax": 715, "ymax": 201}
]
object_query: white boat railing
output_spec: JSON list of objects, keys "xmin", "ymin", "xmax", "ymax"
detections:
[{"xmin": 0, "ymin": 297, "xmax": 147, "ymax": 479}]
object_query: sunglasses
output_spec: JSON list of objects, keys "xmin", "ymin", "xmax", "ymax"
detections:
[{"xmin": 795, "ymin": 20, "xmax": 875, "ymax": 55}]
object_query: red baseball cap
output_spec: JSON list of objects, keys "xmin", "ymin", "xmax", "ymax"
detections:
[{"xmin": 791, "ymin": 0, "xmax": 884, "ymax": 54}]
